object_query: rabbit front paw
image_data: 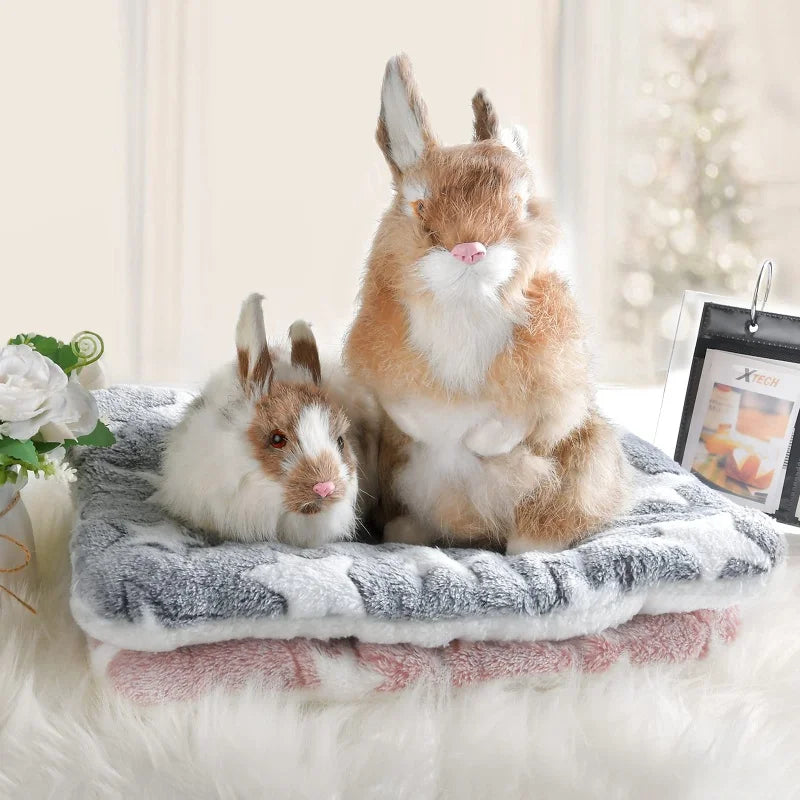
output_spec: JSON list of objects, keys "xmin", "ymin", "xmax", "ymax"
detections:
[{"xmin": 464, "ymin": 418, "xmax": 525, "ymax": 457}]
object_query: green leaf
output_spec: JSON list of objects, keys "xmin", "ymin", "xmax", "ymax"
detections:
[
  {"xmin": 63, "ymin": 420, "xmax": 115, "ymax": 449},
  {"xmin": 27, "ymin": 335, "xmax": 60, "ymax": 359},
  {"xmin": 52, "ymin": 343, "xmax": 79, "ymax": 373},
  {"xmin": 33, "ymin": 440, "xmax": 62, "ymax": 454},
  {"xmin": 0, "ymin": 436, "xmax": 39, "ymax": 467},
  {"xmin": 78, "ymin": 419, "xmax": 115, "ymax": 446}
]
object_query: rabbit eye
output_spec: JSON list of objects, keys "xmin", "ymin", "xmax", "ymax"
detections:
[
  {"xmin": 336, "ymin": 436, "xmax": 345, "ymax": 453},
  {"xmin": 411, "ymin": 199, "xmax": 425, "ymax": 218},
  {"xmin": 269, "ymin": 430, "xmax": 287, "ymax": 449}
]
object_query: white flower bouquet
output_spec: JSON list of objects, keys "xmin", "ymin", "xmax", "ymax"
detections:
[
  {"xmin": 0, "ymin": 330, "xmax": 114, "ymax": 611},
  {"xmin": 0, "ymin": 331, "xmax": 114, "ymax": 485}
]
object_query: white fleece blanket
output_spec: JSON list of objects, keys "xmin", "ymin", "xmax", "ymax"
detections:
[{"xmin": 69, "ymin": 387, "xmax": 785, "ymax": 652}]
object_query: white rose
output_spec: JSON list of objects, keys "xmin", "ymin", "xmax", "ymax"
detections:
[
  {"xmin": 0, "ymin": 344, "xmax": 99, "ymax": 442},
  {"xmin": 38, "ymin": 373, "xmax": 100, "ymax": 442},
  {"xmin": 0, "ymin": 344, "xmax": 68, "ymax": 439}
]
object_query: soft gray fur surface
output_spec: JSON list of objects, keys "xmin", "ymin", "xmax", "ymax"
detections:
[{"xmin": 69, "ymin": 387, "xmax": 785, "ymax": 652}]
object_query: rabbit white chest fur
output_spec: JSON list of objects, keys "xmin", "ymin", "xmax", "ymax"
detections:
[
  {"xmin": 387, "ymin": 237, "xmax": 530, "ymax": 461},
  {"xmin": 404, "ymin": 243, "xmax": 524, "ymax": 394},
  {"xmin": 383, "ymin": 395, "xmax": 551, "ymax": 535},
  {"xmin": 382, "ymin": 396, "xmax": 526, "ymax": 457}
]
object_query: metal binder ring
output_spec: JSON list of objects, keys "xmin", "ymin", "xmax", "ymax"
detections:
[{"xmin": 749, "ymin": 259, "xmax": 773, "ymax": 333}]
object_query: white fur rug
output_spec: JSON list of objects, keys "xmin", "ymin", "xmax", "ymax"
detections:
[{"xmin": 2, "ymin": 477, "xmax": 799, "ymax": 800}]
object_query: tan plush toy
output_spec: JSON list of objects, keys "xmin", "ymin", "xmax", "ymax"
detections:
[{"xmin": 343, "ymin": 55, "xmax": 630, "ymax": 553}]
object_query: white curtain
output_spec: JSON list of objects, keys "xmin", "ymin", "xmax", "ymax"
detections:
[
  {"xmin": 554, "ymin": 0, "xmax": 644, "ymax": 365},
  {"xmin": 119, "ymin": 0, "xmax": 210, "ymax": 384}
]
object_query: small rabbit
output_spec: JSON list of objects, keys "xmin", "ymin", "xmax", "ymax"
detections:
[
  {"xmin": 158, "ymin": 294, "xmax": 378, "ymax": 546},
  {"xmin": 343, "ymin": 55, "xmax": 630, "ymax": 553}
]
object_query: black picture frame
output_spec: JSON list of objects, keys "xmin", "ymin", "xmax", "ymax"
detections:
[{"xmin": 674, "ymin": 301, "xmax": 800, "ymax": 527}]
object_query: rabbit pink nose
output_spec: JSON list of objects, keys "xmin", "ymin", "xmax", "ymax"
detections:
[
  {"xmin": 313, "ymin": 481, "xmax": 336, "ymax": 498},
  {"xmin": 451, "ymin": 242, "xmax": 486, "ymax": 264}
]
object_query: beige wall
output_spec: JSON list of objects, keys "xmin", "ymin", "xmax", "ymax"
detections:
[{"xmin": 1, "ymin": 1, "xmax": 129, "ymax": 377}]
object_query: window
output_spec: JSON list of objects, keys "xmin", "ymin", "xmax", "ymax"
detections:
[{"xmin": 557, "ymin": 0, "xmax": 800, "ymax": 385}]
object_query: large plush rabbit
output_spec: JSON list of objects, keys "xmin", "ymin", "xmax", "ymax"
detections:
[
  {"xmin": 343, "ymin": 55, "xmax": 629, "ymax": 553},
  {"xmin": 159, "ymin": 294, "xmax": 378, "ymax": 546}
]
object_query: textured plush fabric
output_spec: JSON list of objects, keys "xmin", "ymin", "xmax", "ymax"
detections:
[
  {"xmin": 69, "ymin": 387, "xmax": 784, "ymax": 652},
  {"xmin": 93, "ymin": 608, "xmax": 741, "ymax": 704}
]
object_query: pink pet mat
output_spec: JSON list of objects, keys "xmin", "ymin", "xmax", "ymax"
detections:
[{"xmin": 91, "ymin": 608, "xmax": 740, "ymax": 705}]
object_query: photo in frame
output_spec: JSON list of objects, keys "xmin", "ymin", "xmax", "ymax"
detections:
[{"xmin": 678, "ymin": 349, "xmax": 799, "ymax": 513}]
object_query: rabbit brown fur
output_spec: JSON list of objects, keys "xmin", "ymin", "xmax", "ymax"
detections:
[{"xmin": 343, "ymin": 55, "xmax": 629, "ymax": 552}]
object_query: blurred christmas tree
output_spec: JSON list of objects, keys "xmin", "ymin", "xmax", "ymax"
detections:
[{"xmin": 613, "ymin": 0, "xmax": 756, "ymax": 383}]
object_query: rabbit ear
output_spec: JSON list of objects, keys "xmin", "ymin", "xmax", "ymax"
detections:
[
  {"xmin": 472, "ymin": 89, "xmax": 499, "ymax": 141},
  {"xmin": 472, "ymin": 90, "xmax": 528, "ymax": 158},
  {"xmin": 499, "ymin": 124, "xmax": 529, "ymax": 158},
  {"xmin": 236, "ymin": 293, "xmax": 273, "ymax": 397},
  {"xmin": 377, "ymin": 54, "xmax": 435, "ymax": 177},
  {"xmin": 288, "ymin": 320, "xmax": 321, "ymax": 386}
]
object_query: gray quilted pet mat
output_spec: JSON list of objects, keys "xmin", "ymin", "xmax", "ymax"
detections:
[{"xmin": 69, "ymin": 387, "xmax": 784, "ymax": 652}]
